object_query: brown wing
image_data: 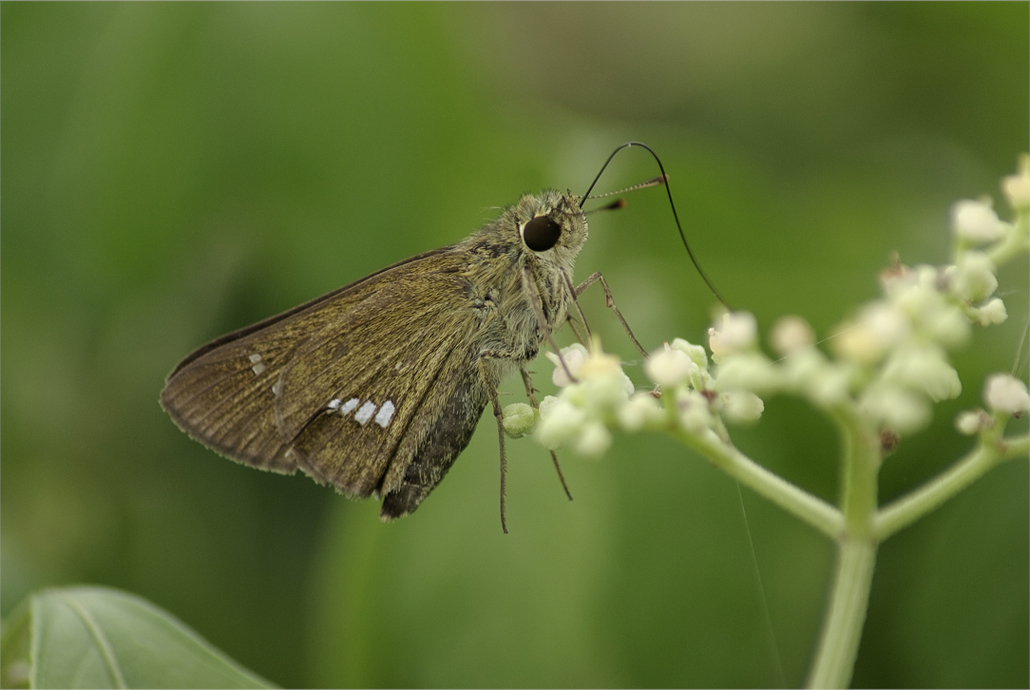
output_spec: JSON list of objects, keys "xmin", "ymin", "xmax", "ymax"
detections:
[{"xmin": 160, "ymin": 248, "xmax": 494, "ymax": 517}]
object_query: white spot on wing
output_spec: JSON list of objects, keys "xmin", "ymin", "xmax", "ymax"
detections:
[
  {"xmin": 375, "ymin": 401, "xmax": 395, "ymax": 428},
  {"xmin": 327, "ymin": 398, "xmax": 341, "ymax": 413},
  {"xmin": 251, "ymin": 362, "xmax": 266, "ymax": 375},
  {"xmin": 340, "ymin": 398, "xmax": 359, "ymax": 415},
  {"xmin": 271, "ymin": 381, "xmax": 281, "ymax": 396},
  {"xmin": 249, "ymin": 353, "xmax": 263, "ymax": 363},
  {"xmin": 355, "ymin": 401, "xmax": 377, "ymax": 425}
]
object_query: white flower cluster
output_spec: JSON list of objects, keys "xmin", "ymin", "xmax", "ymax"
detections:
[
  {"xmin": 502, "ymin": 331, "xmax": 757, "ymax": 459},
  {"xmin": 533, "ymin": 341, "xmax": 662, "ymax": 458}
]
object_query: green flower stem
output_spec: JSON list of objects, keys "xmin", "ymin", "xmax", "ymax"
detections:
[
  {"xmin": 829, "ymin": 403, "xmax": 882, "ymax": 538},
  {"xmin": 674, "ymin": 427, "xmax": 844, "ymax": 540},
  {"xmin": 987, "ymin": 210, "xmax": 1029, "ymax": 265},
  {"xmin": 800, "ymin": 403, "xmax": 884, "ymax": 688},
  {"xmin": 875, "ymin": 429, "xmax": 1030, "ymax": 541},
  {"xmin": 805, "ymin": 537, "xmax": 877, "ymax": 689}
]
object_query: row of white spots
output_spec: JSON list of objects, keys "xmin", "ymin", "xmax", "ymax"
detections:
[
  {"xmin": 249, "ymin": 353, "xmax": 266, "ymax": 375},
  {"xmin": 326, "ymin": 397, "xmax": 395, "ymax": 428}
]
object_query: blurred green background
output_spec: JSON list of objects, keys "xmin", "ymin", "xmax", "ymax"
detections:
[{"xmin": 2, "ymin": 3, "xmax": 1027, "ymax": 687}]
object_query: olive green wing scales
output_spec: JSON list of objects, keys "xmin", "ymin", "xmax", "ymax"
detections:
[{"xmin": 160, "ymin": 249, "xmax": 493, "ymax": 517}]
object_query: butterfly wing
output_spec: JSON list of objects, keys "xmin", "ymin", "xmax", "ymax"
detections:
[{"xmin": 160, "ymin": 247, "xmax": 496, "ymax": 519}]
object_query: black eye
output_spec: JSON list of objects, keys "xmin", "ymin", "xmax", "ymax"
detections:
[{"xmin": 522, "ymin": 215, "xmax": 562, "ymax": 252}]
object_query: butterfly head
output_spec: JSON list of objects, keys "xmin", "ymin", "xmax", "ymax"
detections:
[{"xmin": 512, "ymin": 189, "xmax": 588, "ymax": 272}]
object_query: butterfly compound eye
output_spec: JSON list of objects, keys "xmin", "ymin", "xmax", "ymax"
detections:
[{"xmin": 522, "ymin": 215, "xmax": 562, "ymax": 252}]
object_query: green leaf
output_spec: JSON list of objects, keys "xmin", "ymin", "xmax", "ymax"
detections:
[{"xmin": 0, "ymin": 586, "xmax": 274, "ymax": 689}]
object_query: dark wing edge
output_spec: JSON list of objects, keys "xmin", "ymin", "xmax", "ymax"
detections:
[{"xmin": 166, "ymin": 246, "xmax": 455, "ymax": 378}]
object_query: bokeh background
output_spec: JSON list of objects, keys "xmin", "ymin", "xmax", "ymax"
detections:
[{"xmin": 2, "ymin": 3, "xmax": 1027, "ymax": 687}]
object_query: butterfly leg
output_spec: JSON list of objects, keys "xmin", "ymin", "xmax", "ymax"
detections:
[
  {"xmin": 559, "ymin": 268, "xmax": 592, "ymax": 346},
  {"xmin": 519, "ymin": 365, "xmax": 573, "ymax": 501},
  {"xmin": 477, "ymin": 353, "xmax": 519, "ymax": 534},
  {"xmin": 574, "ymin": 271, "xmax": 648, "ymax": 358}
]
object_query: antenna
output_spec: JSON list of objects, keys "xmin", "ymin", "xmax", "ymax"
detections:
[{"xmin": 581, "ymin": 142, "xmax": 731, "ymax": 311}]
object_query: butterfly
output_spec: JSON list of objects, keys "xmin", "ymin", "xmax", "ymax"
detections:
[{"xmin": 160, "ymin": 142, "xmax": 704, "ymax": 532}]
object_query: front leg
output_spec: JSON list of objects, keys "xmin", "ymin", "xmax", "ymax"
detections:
[{"xmin": 574, "ymin": 271, "xmax": 648, "ymax": 358}]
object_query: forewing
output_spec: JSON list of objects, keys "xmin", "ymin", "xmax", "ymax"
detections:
[
  {"xmin": 160, "ymin": 248, "xmax": 488, "ymax": 503},
  {"xmin": 274, "ymin": 260, "xmax": 489, "ymax": 500}
]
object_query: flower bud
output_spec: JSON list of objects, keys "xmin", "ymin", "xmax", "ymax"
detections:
[
  {"xmin": 617, "ymin": 392, "xmax": 666, "ymax": 432},
  {"xmin": 645, "ymin": 343, "xmax": 697, "ymax": 388},
  {"xmin": 708, "ymin": 312, "xmax": 757, "ymax": 362},
  {"xmin": 574, "ymin": 421, "xmax": 612, "ymax": 458},
  {"xmin": 502, "ymin": 403, "xmax": 537, "ymax": 438},
  {"xmin": 715, "ymin": 352, "xmax": 782, "ymax": 395},
  {"xmin": 547, "ymin": 343, "xmax": 589, "ymax": 387},
  {"xmin": 833, "ymin": 302, "xmax": 909, "ymax": 364},
  {"xmin": 984, "ymin": 374, "xmax": 1030, "ymax": 415},
  {"xmin": 671, "ymin": 338, "xmax": 708, "ymax": 369},
  {"xmin": 804, "ymin": 364, "xmax": 853, "ymax": 407},
  {"xmin": 859, "ymin": 385, "xmax": 932, "ymax": 435},
  {"xmin": 537, "ymin": 397, "xmax": 586, "ymax": 450},
  {"xmin": 976, "ymin": 298, "xmax": 1008, "ymax": 326},
  {"xmin": 770, "ymin": 315, "xmax": 815, "ymax": 356},
  {"xmin": 951, "ymin": 199, "xmax": 1003, "ymax": 243},
  {"xmin": 721, "ymin": 390, "xmax": 765, "ymax": 424},
  {"xmin": 1002, "ymin": 155, "xmax": 1030, "ymax": 209},
  {"xmin": 951, "ymin": 251, "xmax": 998, "ymax": 303},
  {"xmin": 677, "ymin": 389, "xmax": 714, "ymax": 434},
  {"xmin": 954, "ymin": 410, "xmax": 984, "ymax": 435},
  {"xmin": 881, "ymin": 344, "xmax": 961, "ymax": 402}
]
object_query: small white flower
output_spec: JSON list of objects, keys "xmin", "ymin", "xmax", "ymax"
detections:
[
  {"xmin": 571, "ymin": 344, "xmax": 635, "ymax": 412},
  {"xmin": 502, "ymin": 403, "xmax": 537, "ymax": 438},
  {"xmin": 880, "ymin": 263, "xmax": 921, "ymax": 299},
  {"xmin": 617, "ymin": 392, "xmax": 665, "ymax": 432},
  {"xmin": 708, "ymin": 312, "xmax": 757, "ymax": 362},
  {"xmin": 721, "ymin": 390, "xmax": 765, "ymax": 424},
  {"xmin": 537, "ymin": 397, "xmax": 586, "ymax": 450},
  {"xmin": 804, "ymin": 363, "xmax": 853, "ymax": 407},
  {"xmin": 918, "ymin": 302, "xmax": 971, "ymax": 349},
  {"xmin": 582, "ymin": 370, "xmax": 635, "ymax": 414},
  {"xmin": 1002, "ymin": 155, "xmax": 1030, "ymax": 209},
  {"xmin": 951, "ymin": 251, "xmax": 998, "ymax": 303},
  {"xmin": 715, "ymin": 352, "xmax": 782, "ymax": 395},
  {"xmin": 780, "ymin": 347, "xmax": 824, "ymax": 385},
  {"xmin": 574, "ymin": 421, "xmax": 612, "ymax": 458},
  {"xmin": 770, "ymin": 315, "xmax": 815, "ymax": 356},
  {"xmin": 976, "ymin": 298, "xmax": 1008, "ymax": 326},
  {"xmin": 863, "ymin": 301, "xmax": 911, "ymax": 345},
  {"xmin": 984, "ymin": 374, "xmax": 1030, "ymax": 415},
  {"xmin": 833, "ymin": 302, "xmax": 909, "ymax": 364},
  {"xmin": 538, "ymin": 395, "xmax": 561, "ymax": 417},
  {"xmin": 671, "ymin": 338, "xmax": 708, "ymax": 369},
  {"xmin": 880, "ymin": 344, "xmax": 961, "ymax": 402},
  {"xmin": 578, "ymin": 348, "xmax": 622, "ymax": 379},
  {"xmin": 954, "ymin": 410, "xmax": 985, "ymax": 435},
  {"xmin": 951, "ymin": 199, "xmax": 1004, "ymax": 243},
  {"xmin": 859, "ymin": 385, "xmax": 932, "ymax": 435},
  {"xmin": 888, "ymin": 268, "xmax": 933, "ymax": 313},
  {"xmin": 547, "ymin": 343, "xmax": 589, "ymax": 387},
  {"xmin": 885, "ymin": 267, "xmax": 968, "ymax": 347},
  {"xmin": 778, "ymin": 344, "xmax": 855, "ymax": 406},
  {"xmin": 645, "ymin": 343, "xmax": 697, "ymax": 388},
  {"xmin": 677, "ymin": 389, "xmax": 714, "ymax": 434}
]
